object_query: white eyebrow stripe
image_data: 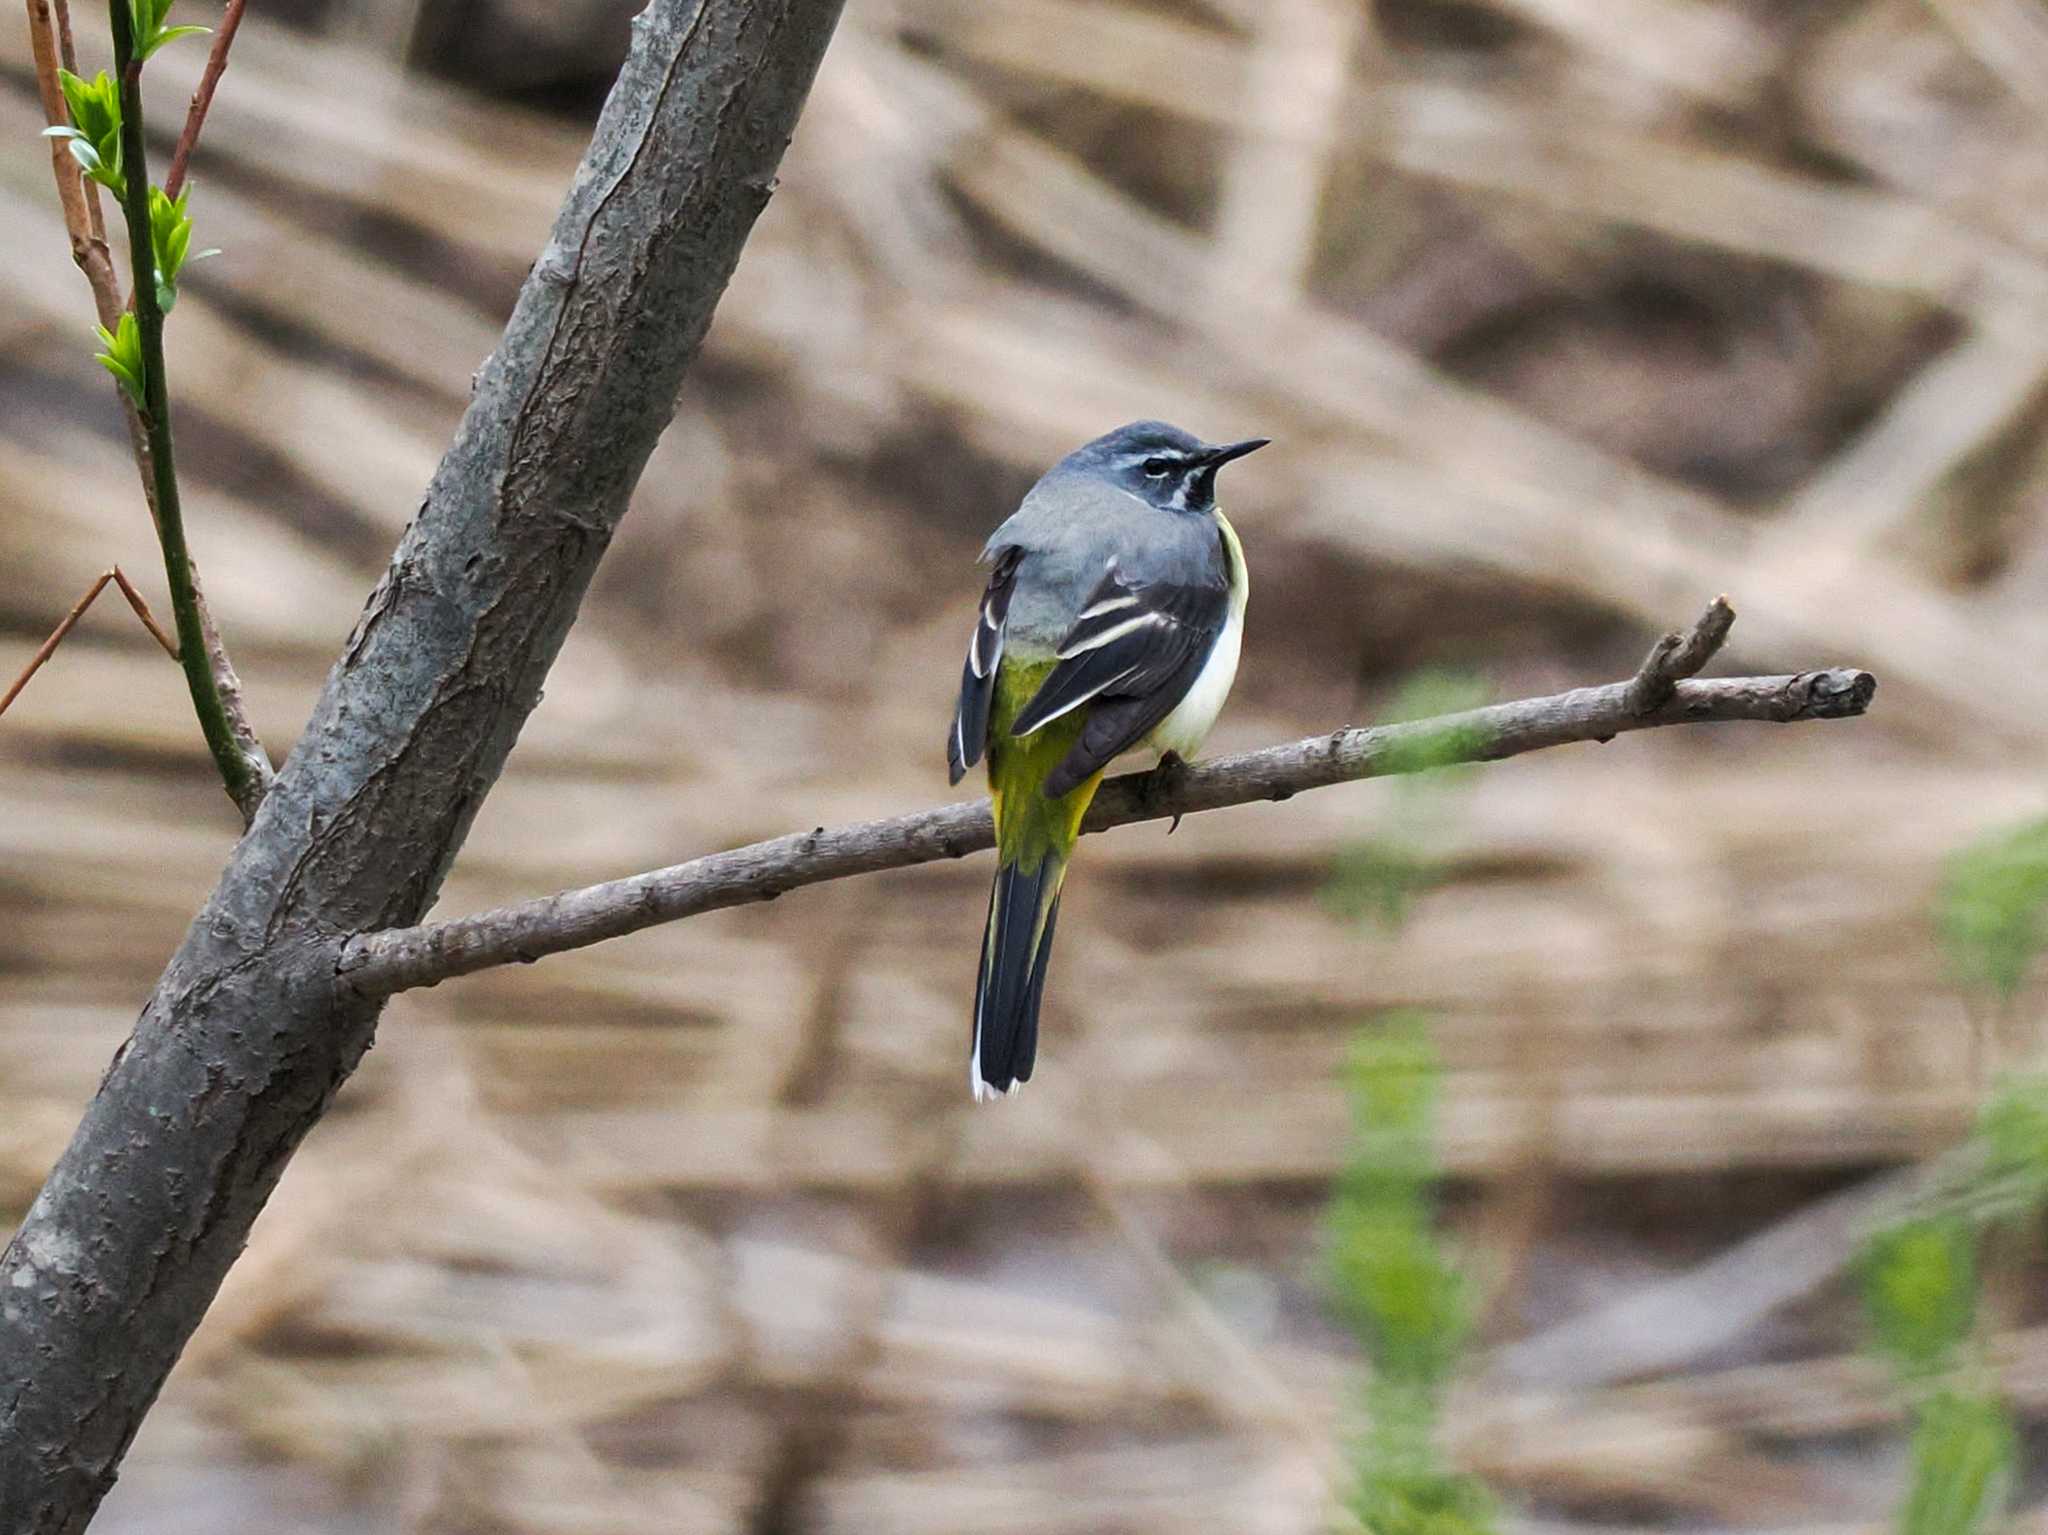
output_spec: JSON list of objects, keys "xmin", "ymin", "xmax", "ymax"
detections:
[
  {"xmin": 1077, "ymin": 594, "xmax": 1139, "ymax": 620},
  {"xmin": 1057, "ymin": 612, "xmax": 1163, "ymax": 658}
]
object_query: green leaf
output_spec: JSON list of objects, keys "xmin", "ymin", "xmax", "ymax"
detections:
[
  {"xmin": 1862, "ymin": 1217, "xmax": 1977, "ymax": 1375},
  {"xmin": 52, "ymin": 68, "xmax": 125, "ymax": 198},
  {"xmin": 1326, "ymin": 1015, "xmax": 1474, "ymax": 1387},
  {"xmin": 1329, "ymin": 1211, "xmax": 1472, "ymax": 1383},
  {"xmin": 1900, "ymin": 1392, "xmax": 2016, "ymax": 1535},
  {"xmin": 148, "ymin": 183, "xmax": 199, "ymax": 306},
  {"xmin": 56, "ymin": 68, "xmax": 118, "ymax": 143},
  {"xmin": 1965, "ymin": 1072, "xmax": 2048, "ymax": 1225},
  {"xmin": 136, "ymin": 23, "xmax": 210, "ymax": 59},
  {"xmin": 1349, "ymin": 1464, "xmax": 1497, "ymax": 1535},
  {"xmin": 128, "ymin": 0, "xmax": 209, "ymax": 61},
  {"xmin": 1940, "ymin": 816, "xmax": 2048, "ymax": 997},
  {"xmin": 92, "ymin": 315, "xmax": 146, "ymax": 409}
]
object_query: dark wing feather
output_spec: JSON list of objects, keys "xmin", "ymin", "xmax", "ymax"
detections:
[
  {"xmin": 948, "ymin": 546, "xmax": 1023, "ymax": 785},
  {"xmin": 1011, "ymin": 564, "xmax": 1227, "ymax": 797}
]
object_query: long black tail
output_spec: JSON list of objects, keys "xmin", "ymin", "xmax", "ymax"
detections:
[{"xmin": 970, "ymin": 855, "xmax": 1065, "ymax": 1100}]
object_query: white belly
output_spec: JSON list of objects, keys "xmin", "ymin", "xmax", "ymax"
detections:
[
  {"xmin": 1145, "ymin": 509, "xmax": 1248, "ymax": 760},
  {"xmin": 1148, "ymin": 607, "xmax": 1241, "ymax": 758}
]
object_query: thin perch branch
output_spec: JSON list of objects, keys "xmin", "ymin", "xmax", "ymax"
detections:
[
  {"xmin": 338, "ymin": 619, "xmax": 1875, "ymax": 997},
  {"xmin": 0, "ymin": 566, "xmax": 178, "ymax": 718},
  {"xmin": 162, "ymin": 0, "xmax": 246, "ymax": 200}
]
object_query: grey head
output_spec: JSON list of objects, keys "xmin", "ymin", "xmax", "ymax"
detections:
[{"xmin": 1055, "ymin": 420, "xmax": 1269, "ymax": 516}]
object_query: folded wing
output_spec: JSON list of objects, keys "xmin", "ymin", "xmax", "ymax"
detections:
[
  {"xmin": 1012, "ymin": 562, "xmax": 1227, "ymax": 797},
  {"xmin": 948, "ymin": 546, "xmax": 1024, "ymax": 785}
]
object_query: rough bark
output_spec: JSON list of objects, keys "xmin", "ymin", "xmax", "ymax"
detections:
[{"xmin": 0, "ymin": 1, "xmax": 847, "ymax": 1526}]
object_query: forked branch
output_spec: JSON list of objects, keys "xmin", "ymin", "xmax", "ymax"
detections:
[
  {"xmin": 0, "ymin": 565, "xmax": 178, "ymax": 718},
  {"xmin": 20, "ymin": 0, "xmax": 273, "ymax": 820},
  {"xmin": 338, "ymin": 601, "xmax": 1875, "ymax": 997}
]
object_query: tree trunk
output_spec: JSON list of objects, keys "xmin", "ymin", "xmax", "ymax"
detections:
[{"xmin": 0, "ymin": 2, "xmax": 846, "ymax": 1525}]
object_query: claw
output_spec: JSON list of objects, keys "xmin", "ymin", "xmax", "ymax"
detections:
[{"xmin": 1149, "ymin": 750, "xmax": 1188, "ymax": 834}]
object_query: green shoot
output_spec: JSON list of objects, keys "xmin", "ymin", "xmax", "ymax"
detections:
[
  {"xmin": 1897, "ymin": 1393, "xmax": 2016, "ymax": 1535},
  {"xmin": 128, "ymin": 0, "xmax": 210, "ymax": 62},
  {"xmin": 1859, "ymin": 1072, "xmax": 2048, "ymax": 1534},
  {"xmin": 93, "ymin": 313, "xmax": 145, "ymax": 408},
  {"xmin": 1861, "ymin": 1217, "xmax": 1976, "ymax": 1379},
  {"xmin": 1327, "ymin": 1017, "xmax": 1495, "ymax": 1534},
  {"xmin": 1939, "ymin": 816, "xmax": 2048, "ymax": 999},
  {"xmin": 1323, "ymin": 671, "xmax": 1491, "ymax": 930},
  {"xmin": 43, "ymin": 68, "xmax": 124, "ymax": 198},
  {"xmin": 146, "ymin": 183, "xmax": 214, "ymax": 311}
]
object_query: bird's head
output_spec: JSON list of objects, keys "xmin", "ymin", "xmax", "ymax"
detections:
[{"xmin": 1066, "ymin": 420, "xmax": 1269, "ymax": 514}]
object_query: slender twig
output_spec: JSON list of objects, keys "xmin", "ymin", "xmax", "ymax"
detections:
[
  {"xmin": 1626, "ymin": 593, "xmax": 1738, "ymax": 715},
  {"xmin": 52, "ymin": 0, "xmax": 78, "ymax": 69},
  {"xmin": 163, "ymin": 0, "xmax": 246, "ymax": 200},
  {"xmin": 52, "ymin": 0, "xmax": 106, "ymax": 250},
  {"xmin": 27, "ymin": 0, "xmax": 273, "ymax": 807},
  {"xmin": 25, "ymin": 0, "xmax": 122, "ymax": 328},
  {"xmin": 109, "ymin": 0, "xmax": 265, "ymax": 819},
  {"xmin": 0, "ymin": 567, "xmax": 179, "ymax": 718},
  {"xmin": 339, "ymin": 609, "xmax": 1876, "ymax": 997}
]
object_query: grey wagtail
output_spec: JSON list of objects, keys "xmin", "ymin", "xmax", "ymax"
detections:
[{"xmin": 947, "ymin": 420, "xmax": 1268, "ymax": 1101}]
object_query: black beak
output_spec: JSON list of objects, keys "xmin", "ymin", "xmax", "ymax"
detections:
[{"xmin": 1199, "ymin": 437, "xmax": 1270, "ymax": 468}]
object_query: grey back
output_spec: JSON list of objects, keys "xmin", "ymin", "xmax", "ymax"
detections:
[{"xmin": 984, "ymin": 469, "xmax": 1228, "ymax": 651}]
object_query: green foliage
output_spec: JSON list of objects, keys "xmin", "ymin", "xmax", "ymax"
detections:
[
  {"xmin": 128, "ymin": 0, "xmax": 210, "ymax": 62},
  {"xmin": 93, "ymin": 312, "xmax": 146, "ymax": 408},
  {"xmin": 1857, "ymin": 1066, "xmax": 2048, "ymax": 1533},
  {"xmin": 146, "ymin": 183, "xmax": 215, "ymax": 311},
  {"xmin": 43, "ymin": 68, "xmax": 124, "ymax": 198},
  {"xmin": 1326, "ymin": 1014, "xmax": 1495, "ymax": 1534},
  {"xmin": 1348, "ymin": 1454, "xmax": 1497, "ymax": 1535},
  {"xmin": 1861, "ymin": 1218, "xmax": 1976, "ymax": 1377},
  {"xmin": 1324, "ymin": 672, "xmax": 1492, "ymax": 929},
  {"xmin": 1897, "ymin": 1393, "xmax": 2016, "ymax": 1535},
  {"xmin": 1329, "ymin": 1210, "xmax": 1472, "ymax": 1386},
  {"xmin": 1939, "ymin": 817, "xmax": 2048, "ymax": 998},
  {"xmin": 1322, "ymin": 671, "xmax": 1497, "ymax": 1531},
  {"xmin": 1373, "ymin": 672, "xmax": 1495, "ymax": 781},
  {"xmin": 1325, "ymin": 842, "xmax": 1441, "ymax": 930},
  {"xmin": 1976, "ymin": 1072, "xmax": 2048, "ymax": 1219}
]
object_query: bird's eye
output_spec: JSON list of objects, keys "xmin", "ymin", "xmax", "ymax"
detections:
[{"xmin": 1141, "ymin": 457, "xmax": 1174, "ymax": 478}]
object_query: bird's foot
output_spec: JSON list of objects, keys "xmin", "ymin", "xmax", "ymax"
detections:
[{"xmin": 1147, "ymin": 750, "xmax": 1189, "ymax": 834}]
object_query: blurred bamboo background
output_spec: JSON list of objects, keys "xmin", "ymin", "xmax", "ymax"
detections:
[{"xmin": 4, "ymin": 0, "xmax": 2048, "ymax": 1528}]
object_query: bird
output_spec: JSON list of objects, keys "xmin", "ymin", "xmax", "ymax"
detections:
[{"xmin": 947, "ymin": 420, "xmax": 1268, "ymax": 1102}]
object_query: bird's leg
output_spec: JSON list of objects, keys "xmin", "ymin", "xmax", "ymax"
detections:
[{"xmin": 1147, "ymin": 750, "xmax": 1189, "ymax": 834}]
